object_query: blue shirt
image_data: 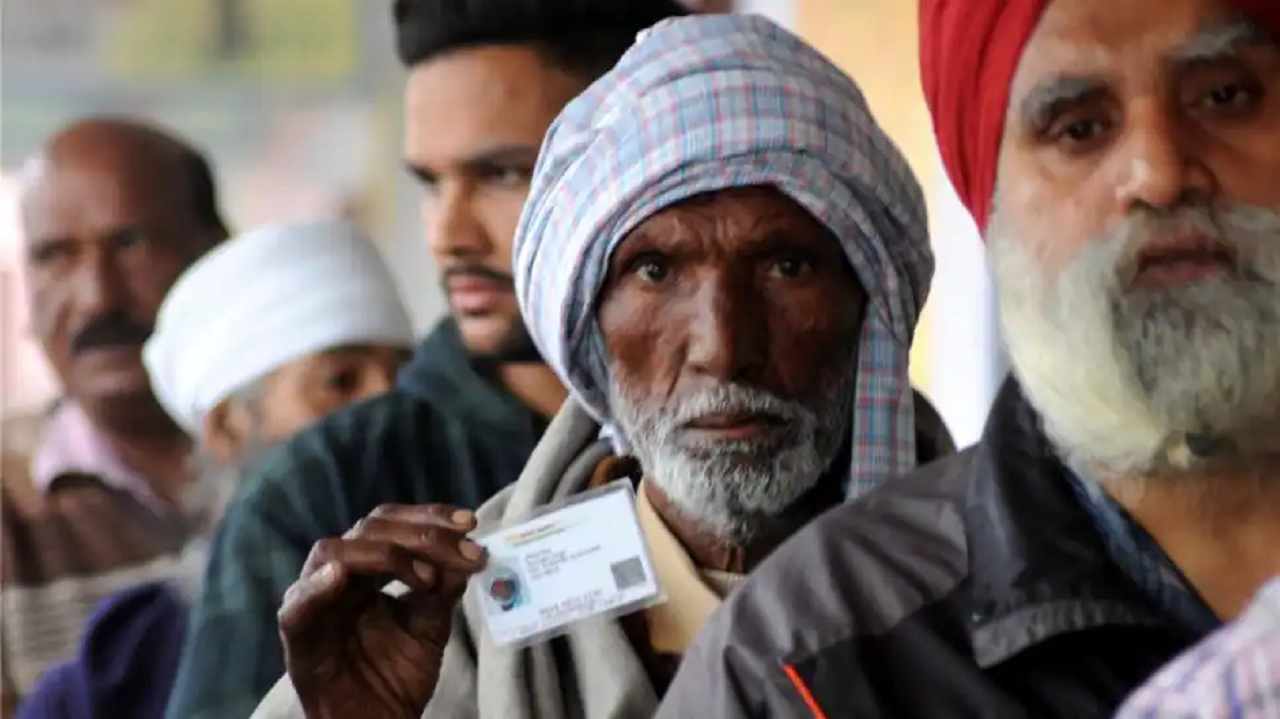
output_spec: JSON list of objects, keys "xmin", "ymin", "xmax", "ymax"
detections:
[{"xmin": 1066, "ymin": 471, "xmax": 1219, "ymax": 635}]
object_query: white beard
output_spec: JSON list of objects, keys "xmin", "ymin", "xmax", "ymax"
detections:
[
  {"xmin": 609, "ymin": 372, "xmax": 856, "ymax": 542},
  {"xmin": 175, "ymin": 438, "xmax": 278, "ymax": 599},
  {"xmin": 988, "ymin": 200, "xmax": 1280, "ymax": 478}
]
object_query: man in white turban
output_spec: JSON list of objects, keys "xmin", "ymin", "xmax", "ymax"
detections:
[
  {"xmin": 13, "ymin": 219, "xmax": 416, "ymax": 719},
  {"xmin": 249, "ymin": 14, "xmax": 952, "ymax": 719},
  {"xmin": 146, "ymin": 219, "xmax": 414, "ymax": 583},
  {"xmin": 145, "ymin": 218, "xmax": 415, "ymax": 498}
]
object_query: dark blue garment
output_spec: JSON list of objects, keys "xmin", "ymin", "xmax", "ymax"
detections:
[
  {"xmin": 17, "ymin": 582, "xmax": 188, "ymax": 719},
  {"xmin": 1065, "ymin": 470, "xmax": 1219, "ymax": 635}
]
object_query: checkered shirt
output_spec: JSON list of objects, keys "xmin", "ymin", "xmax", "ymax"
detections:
[{"xmin": 1117, "ymin": 577, "xmax": 1280, "ymax": 719}]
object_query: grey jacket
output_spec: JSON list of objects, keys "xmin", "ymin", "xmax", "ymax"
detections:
[{"xmin": 655, "ymin": 379, "xmax": 1208, "ymax": 718}]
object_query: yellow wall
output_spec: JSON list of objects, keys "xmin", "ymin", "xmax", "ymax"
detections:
[{"xmin": 794, "ymin": 0, "xmax": 940, "ymax": 391}]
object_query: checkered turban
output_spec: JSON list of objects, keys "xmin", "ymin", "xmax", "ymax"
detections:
[{"xmin": 513, "ymin": 13, "xmax": 933, "ymax": 497}]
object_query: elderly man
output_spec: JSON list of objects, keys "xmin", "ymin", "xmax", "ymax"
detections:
[
  {"xmin": 144, "ymin": 220, "xmax": 414, "ymax": 517},
  {"xmin": 11, "ymin": 220, "xmax": 415, "ymax": 719},
  {"xmin": 0, "ymin": 118, "xmax": 227, "ymax": 713},
  {"xmin": 1116, "ymin": 577, "xmax": 1280, "ymax": 718},
  {"xmin": 655, "ymin": 0, "xmax": 1280, "ymax": 717},
  {"xmin": 164, "ymin": 4, "xmax": 695, "ymax": 717},
  {"xmin": 245, "ymin": 14, "xmax": 951, "ymax": 719}
]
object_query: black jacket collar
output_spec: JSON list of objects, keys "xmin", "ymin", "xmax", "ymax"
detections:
[{"xmin": 960, "ymin": 379, "xmax": 1176, "ymax": 668}]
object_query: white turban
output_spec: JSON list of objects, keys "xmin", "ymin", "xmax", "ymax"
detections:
[
  {"xmin": 513, "ymin": 14, "xmax": 933, "ymax": 498},
  {"xmin": 144, "ymin": 220, "xmax": 415, "ymax": 435}
]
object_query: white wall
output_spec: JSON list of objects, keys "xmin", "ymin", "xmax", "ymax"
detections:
[
  {"xmin": 0, "ymin": 173, "xmax": 60, "ymax": 414},
  {"xmin": 734, "ymin": 0, "xmax": 796, "ymax": 28},
  {"xmin": 923, "ymin": 160, "xmax": 1006, "ymax": 446}
]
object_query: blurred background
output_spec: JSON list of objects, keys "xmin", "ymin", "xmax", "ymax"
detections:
[{"xmin": 0, "ymin": 0, "xmax": 1006, "ymax": 446}]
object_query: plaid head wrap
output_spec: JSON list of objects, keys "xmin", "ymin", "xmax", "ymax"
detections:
[{"xmin": 513, "ymin": 13, "xmax": 933, "ymax": 498}]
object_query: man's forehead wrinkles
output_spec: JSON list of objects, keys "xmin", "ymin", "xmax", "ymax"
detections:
[
  {"xmin": 1013, "ymin": 18, "xmax": 1267, "ymax": 116},
  {"xmin": 637, "ymin": 216, "xmax": 776, "ymax": 251}
]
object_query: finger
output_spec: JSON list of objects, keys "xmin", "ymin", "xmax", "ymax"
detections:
[
  {"xmin": 365, "ymin": 503, "xmax": 478, "ymax": 531},
  {"xmin": 342, "ymin": 517, "xmax": 488, "ymax": 572},
  {"xmin": 298, "ymin": 537, "xmax": 441, "ymax": 590},
  {"xmin": 278, "ymin": 559, "xmax": 349, "ymax": 637}
]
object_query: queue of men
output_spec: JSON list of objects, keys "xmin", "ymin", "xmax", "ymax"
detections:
[{"xmin": 3, "ymin": 0, "xmax": 1280, "ymax": 717}]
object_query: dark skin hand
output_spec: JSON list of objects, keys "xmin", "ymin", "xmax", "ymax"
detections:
[{"xmin": 279, "ymin": 504, "xmax": 487, "ymax": 719}]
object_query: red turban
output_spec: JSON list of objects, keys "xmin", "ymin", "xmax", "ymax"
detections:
[{"xmin": 919, "ymin": 0, "xmax": 1280, "ymax": 234}]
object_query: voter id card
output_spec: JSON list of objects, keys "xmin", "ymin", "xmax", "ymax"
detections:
[{"xmin": 469, "ymin": 479, "xmax": 663, "ymax": 649}]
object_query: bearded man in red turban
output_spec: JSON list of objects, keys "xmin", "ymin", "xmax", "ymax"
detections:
[{"xmin": 656, "ymin": 1, "xmax": 1280, "ymax": 717}]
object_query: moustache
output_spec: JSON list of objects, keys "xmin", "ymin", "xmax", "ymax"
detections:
[
  {"xmin": 70, "ymin": 313, "xmax": 151, "ymax": 356},
  {"xmin": 1110, "ymin": 204, "xmax": 1280, "ymax": 285},
  {"xmin": 669, "ymin": 384, "xmax": 810, "ymax": 428},
  {"xmin": 442, "ymin": 264, "xmax": 514, "ymax": 287}
]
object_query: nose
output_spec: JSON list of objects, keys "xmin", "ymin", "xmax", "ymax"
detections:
[
  {"xmin": 72, "ymin": 242, "xmax": 127, "ymax": 316},
  {"xmin": 1113, "ymin": 104, "xmax": 1216, "ymax": 213},
  {"xmin": 424, "ymin": 181, "xmax": 490, "ymax": 259},
  {"xmin": 685, "ymin": 275, "xmax": 767, "ymax": 383}
]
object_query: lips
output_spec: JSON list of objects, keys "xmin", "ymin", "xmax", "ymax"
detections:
[
  {"xmin": 447, "ymin": 274, "xmax": 510, "ymax": 314},
  {"xmin": 682, "ymin": 412, "xmax": 784, "ymax": 441},
  {"xmin": 686, "ymin": 412, "xmax": 779, "ymax": 428},
  {"xmin": 1132, "ymin": 235, "xmax": 1234, "ymax": 286}
]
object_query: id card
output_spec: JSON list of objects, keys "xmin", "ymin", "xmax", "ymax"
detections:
[{"xmin": 469, "ymin": 480, "xmax": 662, "ymax": 649}]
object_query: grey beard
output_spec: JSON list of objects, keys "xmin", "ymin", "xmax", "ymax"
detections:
[
  {"xmin": 183, "ymin": 435, "xmax": 278, "ymax": 527},
  {"xmin": 990, "ymin": 200, "xmax": 1280, "ymax": 476},
  {"xmin": 609, "ymin": 367, "xmax": 857, "ymax": 542}
]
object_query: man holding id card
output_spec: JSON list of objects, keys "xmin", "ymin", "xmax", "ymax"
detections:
[{"xmin": 253, "ymin": 14, "xmax": 953, "ymax": 719}]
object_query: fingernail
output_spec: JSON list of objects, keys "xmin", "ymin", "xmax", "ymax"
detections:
[
  {"xmin": 413, "ymin": 560, "xmax": 435, "ymax": 585},
  {"xmin": 460, "ymin": 540, "xmax": 484, "ymax": 561},
  {"xmin": 451, "ymin": 509, "xmax": 475, "ymax": 526}
]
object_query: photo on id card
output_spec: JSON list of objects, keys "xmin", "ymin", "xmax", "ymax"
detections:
[
  {"xmin": 481, "ymin": 561, "xmax": 531, "ymax": 615},
  {"xmin": 470, "ymin": 479, "xmax": 663, "ymax": 648}
]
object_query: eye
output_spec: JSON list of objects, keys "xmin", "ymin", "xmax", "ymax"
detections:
[
  {"xmin": 492, "ymin": 168, "xmax": 529, "ymax": 186},
  {"xmin": 322, "ymin": 369, "xmax": 360, "ymax": 395},
  {"xmin": 476, "ymin": 165, "xmax": 532, "ymax": 189},
  {"xmin": 1051, "ymin": 117, "xmax": 1111, "ymax": 147},
  {"xmin": 770, "ymin": 255, "xmax": 811, "ymax": 279},
  {"xmin": 632, "ymin": 255, "xmax": 671, "ymax": 284},
  {"xmin": 28, "ymin": 239, "xmax": 74, "ymax": 268},
  {"xmin": 111, "ymin": 228, "xmax": 146, "ymax": 250},
  {"xmin": 1197, "ymin": 81, "xmax": 1261, "ymax": 113}
]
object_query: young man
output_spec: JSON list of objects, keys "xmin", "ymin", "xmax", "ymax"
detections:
[{"xmin": 164, "ymin": 4, "xmax": 692, "ymax": 718}]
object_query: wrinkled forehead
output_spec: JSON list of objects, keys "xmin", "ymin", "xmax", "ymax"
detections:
[
  {"xmin": 1009, "ymin": 0, "xmax": 1270, "ymax": 120},
  {"xmin": 618, "ymin": 186, "xmax": 841, "ymax": 256}
]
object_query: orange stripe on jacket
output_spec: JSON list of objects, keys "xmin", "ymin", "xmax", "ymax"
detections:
[{"xmin": 783, "ymin": 664, "xmax": 828, "ymax": 719}]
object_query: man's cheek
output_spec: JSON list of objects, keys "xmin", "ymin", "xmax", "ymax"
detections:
[{"xmin": 26, "ymin": 295, "xmax": 61, "ymax": 346}]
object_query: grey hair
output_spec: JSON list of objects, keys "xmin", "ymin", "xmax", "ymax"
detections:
[{"xmin": 225, "ymin": 378, "xmax": 265, "ymax": 413}]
